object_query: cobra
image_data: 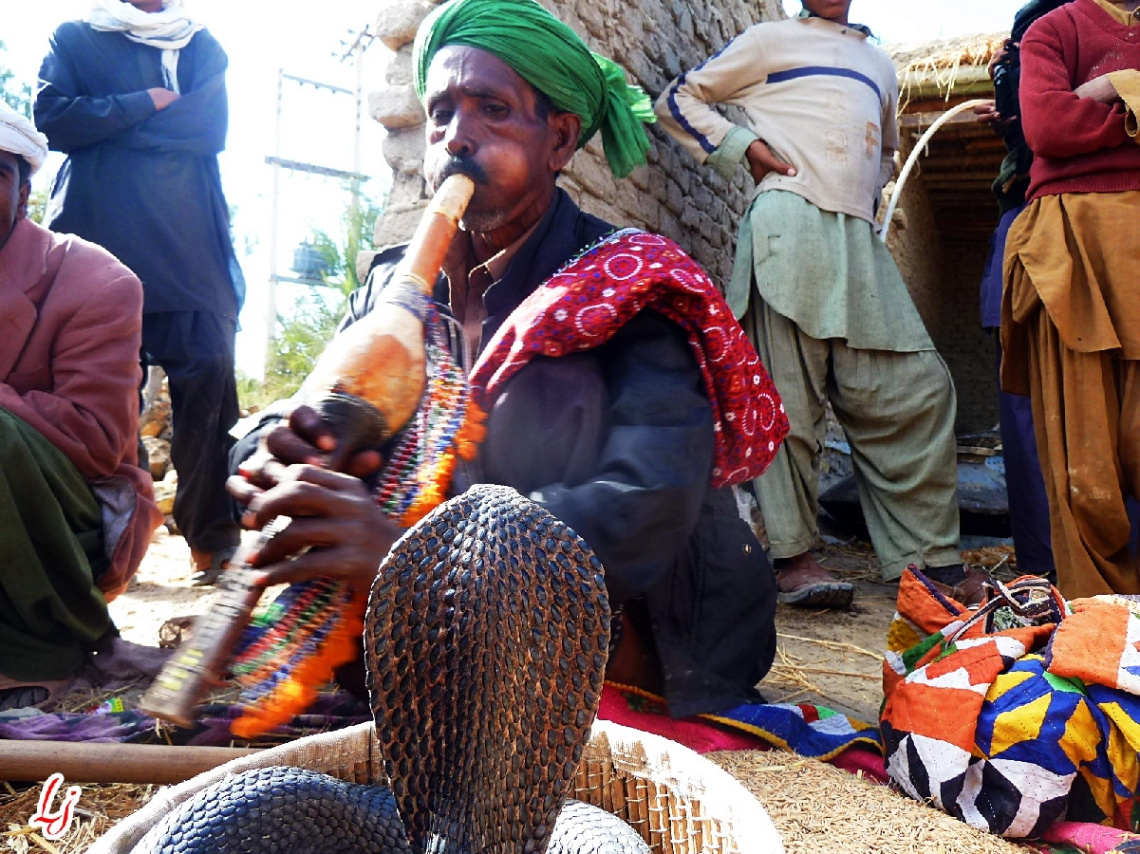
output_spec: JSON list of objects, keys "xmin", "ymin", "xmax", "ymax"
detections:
[{"xmin": 134, "ymin": 485, "xmax": 652, "ymax": 854}]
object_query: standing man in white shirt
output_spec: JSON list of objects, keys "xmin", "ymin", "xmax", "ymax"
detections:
[{"xmin": 656, "ymin": 0, "xmax": 979, "ymax": 607}]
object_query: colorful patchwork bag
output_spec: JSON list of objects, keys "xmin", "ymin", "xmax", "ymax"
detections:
[{"xmin": 881, "ymin": 568, "xmax": 1140, "ymax": 838}]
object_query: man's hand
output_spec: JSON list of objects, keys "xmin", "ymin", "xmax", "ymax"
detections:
[
  {"xmin": 228, "ymin": 403, "xmax": 391, "ymax": 590},
  {"xmin": 238, "ymin": 404, "xmax": 384, "ymax": 492},
  {"xmin": 745, "ymin": 139, "xmax": 796, "ymax": 184},
  {"xmin": 227, "ymin": 464, "xmax": 403, "ymax": 591},
  {"xmin": 1074, "ymin": 74, "xmax": 1120, "ymax": 104},
  {"xmin": 974, "ymin": 100, "xmax": 1012, "ymax": 134},
  {"xmin": 147, "ymin": 88, "xmax": 180, "ymax": 110}
]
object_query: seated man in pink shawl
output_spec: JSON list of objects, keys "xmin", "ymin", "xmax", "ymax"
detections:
[{"xmin": 0, "ymin": 103, "xmax": 161, "ymax": 710}]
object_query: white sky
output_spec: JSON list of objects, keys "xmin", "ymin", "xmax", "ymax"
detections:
[
  {"xmin": 808, "ymin": 0, "xmax": 1027, "ymax": 44},
  {"xmin": 7, "ymin": 0, "xmax": 1025, "ymax": 376}
]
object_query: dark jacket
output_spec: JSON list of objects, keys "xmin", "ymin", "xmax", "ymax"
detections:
[
  {"xmin": 35, "ymin": 21, "xmax": 242, "ymax": 318},
  {"xmin": 991, "ymin": 0, "xmax": 1074, "ymax": 212},
  {"xmin": 238, "ymin": 190, "xmax": 776, "ymax": 717}
]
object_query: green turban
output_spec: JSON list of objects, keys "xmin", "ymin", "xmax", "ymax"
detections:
[{"xmin": 413, "ymin": 0, "xmax": 655, "ymax": 179}]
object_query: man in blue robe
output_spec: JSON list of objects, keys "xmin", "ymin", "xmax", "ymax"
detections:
[{"xmin": 35, "ymin": 0, "xmax": 244, "ymax": 584}]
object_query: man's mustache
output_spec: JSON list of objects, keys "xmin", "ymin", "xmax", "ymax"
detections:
[{"xmin": 437, "ymin": 156, "xmax": 489, "ymax": 187}]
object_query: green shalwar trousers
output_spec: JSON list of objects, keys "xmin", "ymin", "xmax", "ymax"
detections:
[
  {"xmin": 730, "ymin": 191, "xmax": 961, "ymax": 581},
  {"xmin": 745, "ymin": 301, "xmax": 961, "ymax": 580},
  {"xmin": 0, "ymin": 408, "xmax": 110, "ymax": 681}
]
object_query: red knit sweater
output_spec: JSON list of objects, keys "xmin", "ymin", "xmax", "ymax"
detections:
[{"xmin": 1021, "ymin": 0, "xmax": 1140, "ymax": 200}]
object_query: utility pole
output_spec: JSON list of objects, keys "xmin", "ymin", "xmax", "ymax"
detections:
[
  {"xmin": 340, "ymin": 27, "xmax": 376, "ymax": 294},
  {"xmin": 263, "ymin": 25, "xmax": 375, "ymax": 371}
]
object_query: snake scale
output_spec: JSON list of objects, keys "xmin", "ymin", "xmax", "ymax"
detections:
[{"xmin": 136, "ymin": 485, "xmax": 653, "ymax": 854}]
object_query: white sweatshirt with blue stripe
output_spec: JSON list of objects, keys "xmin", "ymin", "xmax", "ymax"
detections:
[{"xmin": 654, "ymin": 15, "xmax": 899, "ymax": 224}]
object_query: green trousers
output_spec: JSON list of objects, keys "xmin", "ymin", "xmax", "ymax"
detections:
[
  {"xmin": 0, "ymin": 408, "xmax": 110, "ymax": 680},
  {"xmin": 745, "ymin": 301, "xmax": 961, "ymax": 580}
]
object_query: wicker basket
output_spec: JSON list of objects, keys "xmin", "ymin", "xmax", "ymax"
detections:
[{"xmin": 89, "ymin": 719, "xmax": 784, "ymax": 853}]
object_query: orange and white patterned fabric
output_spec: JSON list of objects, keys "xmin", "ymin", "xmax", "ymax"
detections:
[{"xmin": 882, "ymin": 569, "xmax": 1140, "ymax": 839}]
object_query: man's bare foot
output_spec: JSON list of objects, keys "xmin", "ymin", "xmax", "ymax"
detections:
[
  {"xmin": 922, "ymin": 564, "xmax": 991, "ymax": 608},
  {"xmin": 773, "ymin": 552, "xmax": 854, "ymax": 609}
]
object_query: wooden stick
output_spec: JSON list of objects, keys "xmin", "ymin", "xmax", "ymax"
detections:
[{"xmin": 0, "ymin": 741, "xmax": 256, "ymax": 784}]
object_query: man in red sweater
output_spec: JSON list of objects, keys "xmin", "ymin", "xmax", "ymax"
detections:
[{"xmin": 1002, "ymin": 0, "xmax": 1140, "ymax": 599}]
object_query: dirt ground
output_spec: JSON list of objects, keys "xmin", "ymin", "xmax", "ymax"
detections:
[
  {"xmin": 105, "ymin": 521, "xmax": 925, "ymax": 726},
  {"xmin": 763, "ymin": 540, "xmax": 899, "ymax": 724},
  {"xmin": 2, "ymin": 513, "xmax": 1023, "ymax": 853}
]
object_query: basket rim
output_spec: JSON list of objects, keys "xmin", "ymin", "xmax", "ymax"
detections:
[{"xmin": 88, "ymin": 719, "xmax": 785, "ymax": 854}]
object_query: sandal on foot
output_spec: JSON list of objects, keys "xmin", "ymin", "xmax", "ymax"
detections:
[
  {"xmin": 189, "ymin": 546, "xmax": 239, "ymax": 587},
  {"xmin": 0, "ymin": 674, "xmax": 76, "ymax": 711},
  {"xmin": 776, "ymin": 563, "xmax": 854, "ymax": 609}
]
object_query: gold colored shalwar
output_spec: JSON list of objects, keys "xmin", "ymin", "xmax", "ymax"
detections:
[{"xmin": 1002, "ymin": 192, "xmax": 1140, "ymax": 598}]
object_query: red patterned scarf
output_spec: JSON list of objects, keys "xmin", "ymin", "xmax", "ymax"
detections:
[{"xmin": 469, "ymin": 229, "xmax": 788, "ymax": 487}]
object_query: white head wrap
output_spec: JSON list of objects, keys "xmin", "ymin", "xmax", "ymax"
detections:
[
  {"xmin": 0, "ymin": 101, "xmax": 49, "ymax": 176},
  {"xmin": 86, "ymin": 0, "xmax": 202, "ymax": 49},
  {"xmin": 86, "ymin": 0, "xmax": 204, "ymax": 93}
]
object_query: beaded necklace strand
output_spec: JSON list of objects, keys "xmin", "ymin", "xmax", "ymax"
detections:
[{"xmin": 229, "ymin": 306, "xmax": 485, "ymax": 738}]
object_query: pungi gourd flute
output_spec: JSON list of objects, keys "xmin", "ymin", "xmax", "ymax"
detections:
[{"xmin": 140, "ymin": 174, "xmax": 476, "ymax": 728}]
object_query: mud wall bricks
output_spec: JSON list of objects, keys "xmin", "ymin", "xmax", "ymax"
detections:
[{"xmin": 367, "ymin": 0, "xmax": 785, "ymax": 290}]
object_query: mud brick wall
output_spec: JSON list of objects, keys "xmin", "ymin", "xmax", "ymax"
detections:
[
  {"xmin": 367, "ymin": 0, "xmax": 785, "ymax": 290},
  {"xmin": 886, "ymin": 135, "xmax": 998, "ymax": 435}
]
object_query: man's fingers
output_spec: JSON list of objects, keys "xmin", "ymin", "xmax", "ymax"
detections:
[
  {"xmin": 246, "ymin": 517, "xmax": 395, "ymax": 588},
  {"xmin": 251, "ymin": 549, "xmax": 378, "ymax": 588},
  {"xmin": 346, "ymin": 449, "xmax": 384, "ymax": 479},
  {"xmin": 263, "ymin": 423, "xmax": 327, "ymax": 466},
  {"xmin": 226, "ymin": 473, "xmax": 263, "ymax": 508},
  {"xmin": 747, "ymin": 140, "xmax": 796, "ymax": 180},
  {"xmin": 236, "ymin": 450, "xmax": 290, "ymax": 490},
  {"xmin": 247, "ymin": 516, "xmax": 335, "ymax": 568},
  {"xmin": 240, "ymin": 466, "xmax": 369, "ymax": 530},
  {"xmin": 289, "ymin": 405, "xmax": 338, "ymax": 452},
  {"xmin": 758, "ymin": 150, "xmax": 794, "ymax": 174}
]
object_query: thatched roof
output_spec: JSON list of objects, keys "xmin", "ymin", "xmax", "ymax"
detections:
[
  {"xmin": 884, "ymin": 34, "xmax": 1009, "ymax": 250},
  {"xmin": 891, "ymin": 32, "xmax": 1006, "ymax": 104}
]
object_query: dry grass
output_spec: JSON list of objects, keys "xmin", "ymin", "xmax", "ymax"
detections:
[
  {"xmin": 892, "ymin": 32, "xmax": 1007, "ymax": 104},
  {"xmin": 764, "ymin": 632, "xmax": 884, "ymax": 710},
  {"xmin": 817, "ymin": 541, "xmax": 883, "ymax": 582},
  {"xmin": 707, "ymin": 749, "xmax": 1035, "ymax": 854},
  {"xmin": 1, "ymin": 782, "xmax": 156, "ymax": 854}
]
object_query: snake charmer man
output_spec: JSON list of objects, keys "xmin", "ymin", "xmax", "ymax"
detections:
[{"xmin": 229, "ymin": 0, "xmax": 788, "ymax": 720}]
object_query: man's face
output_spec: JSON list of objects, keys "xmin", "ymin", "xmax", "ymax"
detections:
[
  {"xmin": 802, "ymin": 0, "xmax": 853, "ymax": 23},
  {"xmin": 422, "ymin": 46, "xmax": 577, "ymax": 235},
  {"xmin": 0, "ymin": 150, "xmax": 29, "ymax": 241}
]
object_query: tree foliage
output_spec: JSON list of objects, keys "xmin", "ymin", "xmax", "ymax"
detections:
[
  {"xmin": 0, "ymin": 41, "xmax": 32, "ymax": 117},
  {"xmin": 237, "ymin": 291, "xmax": 344, "ymax": 411},
  {"xmin": 309, "ymin": 182, "xmax": 381, "ymax": 296},
  {"xmin": 237, "ymin": 184, "xmax": 381, "ymax": 412}
]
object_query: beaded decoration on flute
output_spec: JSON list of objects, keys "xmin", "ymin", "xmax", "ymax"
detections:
[{"xmin": 228, "ymin": 306, "xmax": 485, "ymax": 739}]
